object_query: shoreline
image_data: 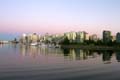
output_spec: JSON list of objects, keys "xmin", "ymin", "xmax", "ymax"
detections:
[{"xmin": 61, "ymin": 45, "xmax": 120, "ymax": 50}]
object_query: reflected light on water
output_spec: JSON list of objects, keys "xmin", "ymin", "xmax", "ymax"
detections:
[
  {"xmin": 17, "ymin": 44, "xmax": 120, "ymax": 63},
  {"xmin": 0, "ymin": 44, "xmax": 120, "ymax": 80}
]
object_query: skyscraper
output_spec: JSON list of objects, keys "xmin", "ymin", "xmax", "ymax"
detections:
[
  {"xmin": 116, "ymin": 32, "xmax": 120, "ymax": 43},
  {"xmin": 103, "ymin": 30, "xmax": 112, "ymax": 43},
  {"xmin": 76, "ymin": 31, "xmax": 87, "ymax": 43},
  {"xmin": 64, "ymin": 32, "xmax": 76, "ymax": 43},
  {"xmin": 89, "ymin": 34, "xmax": 98, "ymax": 42}
]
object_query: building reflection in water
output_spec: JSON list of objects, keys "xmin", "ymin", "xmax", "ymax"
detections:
[
  {"xmin": 116, "ymin": 51, "xmax": 120, "ymax": 62},
  {"xmin": 20, "ymin": 45, "xmax": 38, "ymax": 58},
  {"xmin": 102, "ymin": 50, "xmax": 113, "ymax": 64},
  {"xmin": 63, "ymin": 48, "xmax": 70, "ymax": 56},
  {"xmin": 62, "ymin": 48, "xmax": 99, "ymax": 61},
  {"xmin": 19, "ymin": 45, "xmax": 119, "ymax": 63},
  {"xmin": 19, "ymin": 45, "xmax": 64, "ymax": 58},
  {"xmin": 0, "ymin": 44, "xmax": 4, "ymax": 48},
  {"xmin": 19, "ymin": 45, "xmax": 29, "ymax": 57}
]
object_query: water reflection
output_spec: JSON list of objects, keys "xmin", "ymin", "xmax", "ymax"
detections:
[
  {"xmin": 19, "ymin": 45, "xmax": 41, "ymax": 58},
  {"xmin": 18, "ymin": 44, "xmax": 120, "ymax": 63},
  {"xmin": 116, "ymin": 51, "xmax": 120, "ymax": 62},
  {"xmin": 19, "ymin": 45, "xmax": 63, "ymax": 58},
  {"xmin": 62, "ymin": 49, "xmax": 100, "ymax": 61},
  {"xmin": 102, "ymin": 50, "xmax": 113, "ymax": 64}
]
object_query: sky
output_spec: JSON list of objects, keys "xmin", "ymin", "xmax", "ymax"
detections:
[{"xmin": 0, "ymin": 0, "xmax": 120, "ymax": 40}]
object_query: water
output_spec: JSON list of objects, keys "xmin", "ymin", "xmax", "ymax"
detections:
[{"xmin": 0, "ymin": 44, "xmax": 120, "ymax": 80}]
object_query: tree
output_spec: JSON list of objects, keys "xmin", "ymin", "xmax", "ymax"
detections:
[{"xmin": 60, "ymin": 37, "xmax": 70, "ymax": 45}]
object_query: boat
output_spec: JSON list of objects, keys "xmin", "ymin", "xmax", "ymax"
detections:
[
  {"xmin": 40, "ymin": 43, "xmax": 48, "ymax": 47},
  {"xmin": 48, "ymin": 44, "xmax": 55, "ymax": 48},
  {"xmin": 55, "ymin": 44, "xmax": 61, "ymax": 48},
  {"xmin": 30, "ymin": 42, "xmax": 38, "ymax": 46}
]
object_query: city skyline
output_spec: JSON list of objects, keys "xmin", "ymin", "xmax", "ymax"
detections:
[{"xmin": 0, "ymin": 0, "xmax": 120, "ymax": 40}]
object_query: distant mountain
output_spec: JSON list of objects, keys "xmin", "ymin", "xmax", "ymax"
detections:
[{"xmin": 0, "ymin": 33, "xmax": 20, "ymax": 40}]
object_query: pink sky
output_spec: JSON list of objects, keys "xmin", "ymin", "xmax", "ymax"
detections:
[{"xmin": 0, "ymin": 0, "xmax": 120, "ymax": 38}]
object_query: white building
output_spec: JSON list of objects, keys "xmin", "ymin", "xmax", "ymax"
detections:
[
  {"xmin": 89, "ymin": 34, "xmax": 98, "ymax": 42},
  {"xmin": 76, "ymin": 31, "xmax": 87, "ymax": 43},
  {"xmin": 65, "ymin": 32, "xmax": 76, "ymax": 43},
  {"xmin": 20, "ymin": 33, "xmax": 27, "ymax": 44}
]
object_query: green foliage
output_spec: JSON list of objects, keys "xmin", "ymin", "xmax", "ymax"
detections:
[
  {"xmin": 60, "ymin": 37, "xmax": 70, "ymax": 45},
  {"xmin": 61, "ymin": 38, "xmax": 120, "ymax": 47}
]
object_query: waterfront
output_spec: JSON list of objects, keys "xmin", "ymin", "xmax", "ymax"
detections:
[{"xmin": 0, "ymin": 44, "xmax": 120, "ymax": 80}]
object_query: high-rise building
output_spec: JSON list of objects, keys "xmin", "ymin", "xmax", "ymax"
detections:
[
  {"xmin": 20, "ymin": 33, "xmax": 39, "ymax": 44},
  {"xmin": 76, "ymin": 31, "xmax": 87, "ymax": 43},
  {"xmin": 89, "ymin": 34, "xmax": 98, "ymax": 42},
  {"xmin": 103, "ymin": 30, "xmax": 112, "ymax": 43},
  {"xmin": 85, "ymin": 33, "xmax": 89, "ymax": 41},
  {"xmin": 20, "ymin": 33, "xmax": 28, "ymax": 44},
  {"xmin": 116, "ymin": 32, "xmax": 120, "ymax": 43},
  {"xmin": 31, "ymin": 33, "xmax": 39, "ymax": 43},
  {"xmin": 112, "ymin": 35, "xmax": 116, "ymax": 42},
  {"xmin": 64, "ymin": 32, "xmax": 76, "ymax": 43}
]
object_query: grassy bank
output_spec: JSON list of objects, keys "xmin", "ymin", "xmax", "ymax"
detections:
[{"xmin": 61, "ymin": 45, "xmax": 120, "ymax": 50}]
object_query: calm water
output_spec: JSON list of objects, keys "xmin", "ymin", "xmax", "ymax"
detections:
[{"xmin": 0, "ymin": 44, "xmax": 120, "ymax": 80}]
